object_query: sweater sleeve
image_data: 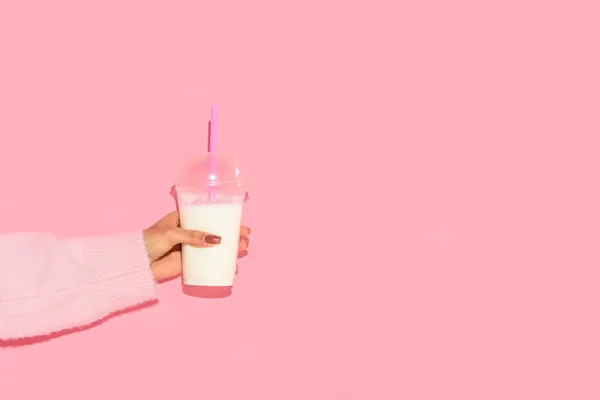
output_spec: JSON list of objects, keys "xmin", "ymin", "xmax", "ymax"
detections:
[{"xmin": 0, "ymin": 231, "xmax": 156, "ymax": 340}]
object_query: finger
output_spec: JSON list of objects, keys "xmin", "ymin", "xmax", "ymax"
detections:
[
  {"xmin": 152, "ymin": 211, "xmax": 180, "ymax": 229},
  {"xmin": 151, "ymin": 251, "xmax": 183, "ymax": 282},
  {"xmin": 167, "ymin": 227, "xmax": 221, "ymax": 247},
  {"xmin": 238, "ymin": 237, "xmax": 249, "ymax": 251},
  {"xmin": 240, "ymin": 226, "xmax": 251, "ymax": 237}
]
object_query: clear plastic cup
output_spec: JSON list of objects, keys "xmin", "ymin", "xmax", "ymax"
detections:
[{"xmin": 175, "ymin": 153, "xmax": 246, "ymax": 290}]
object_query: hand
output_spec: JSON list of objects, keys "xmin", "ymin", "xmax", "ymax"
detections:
[{"xmin": 143, "ymin": 211, "xmax": 251, "ymax": 281}]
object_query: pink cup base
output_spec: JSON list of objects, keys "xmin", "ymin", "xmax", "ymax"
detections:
[{"xmin": 182, "ymin": 284, "xmax": 233, "ymax": 298}]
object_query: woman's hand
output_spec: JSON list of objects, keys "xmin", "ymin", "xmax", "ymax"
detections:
[{"xmin": 143, "ymin": 211, "xmax": 251, "ymax": 281}]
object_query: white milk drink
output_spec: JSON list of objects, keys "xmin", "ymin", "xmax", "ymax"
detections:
[
  {"xmin": 175, "ymin": 151, "xmax": 247, "ymax": 288},
  {"xmin": 179, "ymin": 203, "xmax": 243, "ymax": 286}
]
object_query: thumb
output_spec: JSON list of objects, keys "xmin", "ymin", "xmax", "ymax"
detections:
[{"xmin": 167, "ymin": 227, "xmax": 222, "ymax": 247}]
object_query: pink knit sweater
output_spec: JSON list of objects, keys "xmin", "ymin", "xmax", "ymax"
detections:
[{"xmin": 0, "ymin": 231, "xmax": 156, "ymax": 340}]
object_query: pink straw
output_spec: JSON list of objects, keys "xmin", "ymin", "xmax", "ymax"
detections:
[{"xmin": 208, "ymin": 105, "xmax": 217, "ymax": 201}]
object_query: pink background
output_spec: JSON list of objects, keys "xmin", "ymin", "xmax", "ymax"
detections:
[{"xmin": 1, "ymin": 0, "xmax": 599, "ymax": 398}]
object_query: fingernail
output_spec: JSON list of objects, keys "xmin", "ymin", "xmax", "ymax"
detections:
[
  {"xmin": 248, "ymin": 228, "xmax": 252, "ymax": 235},
  {"xmin": 205, "ymin": 235, "xmax": 222, "ymax": 244}
]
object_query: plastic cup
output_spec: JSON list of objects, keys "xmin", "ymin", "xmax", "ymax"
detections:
[{"xmin": 175, "ymin": 152, "xmax": 246, "ymax": 288}]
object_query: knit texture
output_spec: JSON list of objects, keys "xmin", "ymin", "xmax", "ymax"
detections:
[{"xmin": 0, "ymin": 231, "xmax": 156, "ymax": 340}]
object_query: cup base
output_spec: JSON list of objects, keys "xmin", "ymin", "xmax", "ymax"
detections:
[{"xmin": 182, "ymin": 284, "xmax": 233, "ymax": 298}]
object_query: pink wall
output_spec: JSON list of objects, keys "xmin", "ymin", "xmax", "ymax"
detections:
[{"xmin": 1, "ymin": 1, "xmax": 600, "ymax": 399}]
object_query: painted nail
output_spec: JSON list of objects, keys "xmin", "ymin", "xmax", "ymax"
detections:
[{"xmin": 205, "ymin": 235, "xmax": 222, "ymax": 244}]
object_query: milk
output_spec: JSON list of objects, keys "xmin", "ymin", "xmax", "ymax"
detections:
[{"xmin": 179, "ymin": 203, "xmax": 243, "ymax": 286}]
